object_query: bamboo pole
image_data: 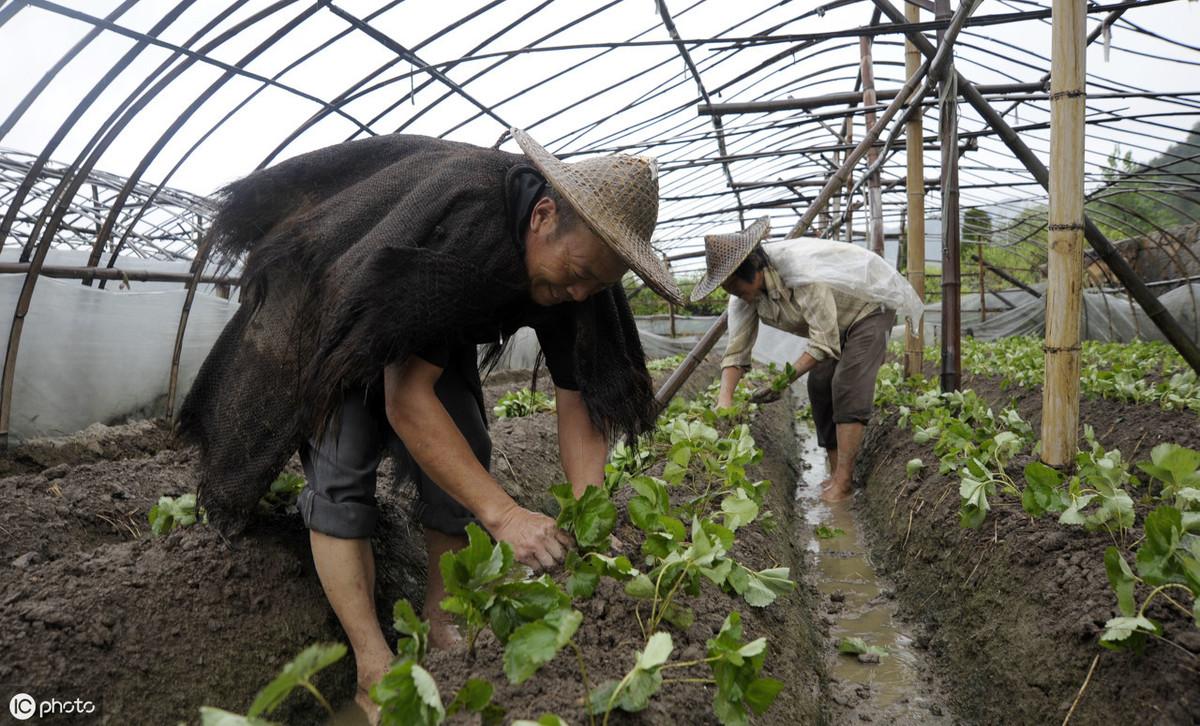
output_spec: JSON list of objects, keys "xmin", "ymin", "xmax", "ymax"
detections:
[
  {"xmin": 861, "ymin": 36, "xmax": 885, "ymax": 257},
  {"xmin": 978, "ymin": 241, "xmax": 987, "ymax": 321},
  {"xmin": 654, "ymin": 311, "xmax": 728, "ymax": 410},
  {"xmin": 0, "ymin": 262, "xmax": 238, "ymax": 285},
  {"xmin": 698, "ymin": 81, "xmax": 1044, "ymax": 116},
  {"xmin": 937, "ymin": 0, "xmax": 962, "ymax": 393},
  {"xmin": 1041, "ymin": 0, "xmax": 1086, "ymax": 465},
  {"xmin": 843, "ymin": 115, "xmax": 855, "ymax": 244},
  {"xmin": 904, "ymin": 0, "xmax": 926, "ymax": 378}
]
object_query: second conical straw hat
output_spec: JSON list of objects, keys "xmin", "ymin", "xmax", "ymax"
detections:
[{"xmin": 690, "ymin": 217, "xmax": 772, "ymax": 302}]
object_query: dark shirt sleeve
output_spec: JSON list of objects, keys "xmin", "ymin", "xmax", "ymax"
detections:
[
  {"xmin": 533, "ymin": 308, "xmax": 579, "ymax": 391},
  {"xmin": 412, "ymin": 345, "xmax": 451, "ymax": 370}
]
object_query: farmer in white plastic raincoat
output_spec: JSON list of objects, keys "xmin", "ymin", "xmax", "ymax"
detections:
[{"xmin": 690, "ymin": 217, "xmax": 923, "ymax": 502}]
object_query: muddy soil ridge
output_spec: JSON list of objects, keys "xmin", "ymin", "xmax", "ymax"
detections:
[
  {"xmin": 854, "ymin": 370, "xmax": 1200, "ymax": 725},
  {"xmin": 0, "ymin": 360, "xmax": 834, "ymax": 725}
]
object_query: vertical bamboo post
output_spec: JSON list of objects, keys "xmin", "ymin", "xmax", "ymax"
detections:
[
  {"xmin": 664, "ymin": 254, "xmax": 676, "ymax": 337},
  {"xmin": 904, "ymin": 0, "xmax": 926, "ymax": 377},
  {"xmin": 978, "ymin": 241, "xmax": 987, "ymax": 322},
  {"xmin": 937, "ymin": 0, "xmax": 961, "ymax": 393},
  {"xmin": 861, "ymin": 36, "xmax": 885, "ymax": 257},
  {"xmin": 843, "ymin": 114, "xmax": 854, "ymax": 244},
  {"xmin": 1041, "ymin": 0, "xmax": 1086, "ymax": 465}
]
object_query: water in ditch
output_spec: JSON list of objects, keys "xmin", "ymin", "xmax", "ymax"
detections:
[{"xmin": 792, "ymin": 415, "xmax": 952, "ymax": 724}]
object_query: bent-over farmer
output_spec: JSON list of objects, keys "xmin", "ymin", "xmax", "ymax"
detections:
[
  {"xmin": 178, "ymin": 129, "xmax": 682, "ymax": 721},
  {"xmin": 690, "ymin": 218, "xmax": 922, "ymax": 503}
]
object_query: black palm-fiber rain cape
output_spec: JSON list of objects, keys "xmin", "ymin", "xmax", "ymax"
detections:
[{"xmin": 179, "ymin": 134, "xmax": 657, "ymax": 536}]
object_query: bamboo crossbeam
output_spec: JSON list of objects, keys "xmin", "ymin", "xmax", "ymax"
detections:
[
  {"xmin": 698, "ymin": 81, "xmax": 1043, "ymax": 116},
  {"xmin": 968, "ymin": 255, "xmax": 1042, "ymax": 299},
  {"xmin": 0, "ymin": 262, "xmax": 238, "ymax": 285},
  {"xmin": 870, "ymin": 0, "xmax": 1200, "ymax": 376},
  {"xmin": 785, "ymin": 0, "xmax": 979, "ymax": 240},
  {"xmin": 1042, "ymin": 0, "xmax": 1087, "ymax": 465},
  {"xmin": 653, "ymin": 311, "xmax": 729, "ymax": 410}
]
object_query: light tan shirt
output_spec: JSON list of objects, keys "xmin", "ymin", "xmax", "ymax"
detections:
[{"xmin": 721, "ymin": 262, "xmax": 879, "ymax": 369}]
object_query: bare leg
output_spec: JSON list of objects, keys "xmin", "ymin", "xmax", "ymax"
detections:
[
  {"xmin": 822, "ymin": 423, "xmax": 865, "ymax": 502},
  {"xmin": 310, "ymin": 530, "xmax": 392, "ymax": 725},
  {"xmin": 423, "ymin": 528, "xmax": 467, "ymax": 649},
  {"xmin": 819, "ymin": 448, "xmax": 839, "ymax": 489}
]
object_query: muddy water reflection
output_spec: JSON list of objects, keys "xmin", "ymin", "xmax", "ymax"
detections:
[{"xmin": 793, "ymin": 418, "xmax": 951, "ymax": 724}]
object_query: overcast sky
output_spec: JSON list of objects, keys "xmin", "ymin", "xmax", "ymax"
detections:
[{"xmin": 1, "ymin": 0, "xmax": 1197, "ymax": 269}]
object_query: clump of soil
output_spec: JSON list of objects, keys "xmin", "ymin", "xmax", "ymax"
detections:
[
  {"xmin": 0, "ymin": 419, "xmax": 176, "ymax": 477},
  {"xmin": 1, "ymin": 361, "xmax": 831, "ymax": 724},
  {"xmin": 854, "ymin": 371, "xmax": 1200, "ymax": 725}
]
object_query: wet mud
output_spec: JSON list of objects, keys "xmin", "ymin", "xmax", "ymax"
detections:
[{"xmin": 792, "ymin": 409, "xmax": 953, "ymax": 725}]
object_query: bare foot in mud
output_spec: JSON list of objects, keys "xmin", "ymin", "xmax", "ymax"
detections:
[
  {"xmin": 820, "ymin": 476, "xmax": 853, "ymax": 503},
  {"xmin": 354, "ymin": 680, "xmax": 381, "ymax": 725},
  {"xmin": 427, "ymin": 610, "xmax": 463, "ymax": 651}
]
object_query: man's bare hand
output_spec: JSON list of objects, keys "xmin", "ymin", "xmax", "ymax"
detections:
[
  {"xmin": 750, "ymin": 385, "xmax": 782, "ymax": 404},
  {"xmin": 485, "ymin": 503, "xmax": 574, "ymax": 571}
]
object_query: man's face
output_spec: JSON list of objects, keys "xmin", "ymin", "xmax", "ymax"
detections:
[
  {"xmin": 524, "ymin": 197, "xmax": 628, "ymax": 306},
  {"xmin": 722, "ymin": 268, "xmax": 764, "ymax": 303}
]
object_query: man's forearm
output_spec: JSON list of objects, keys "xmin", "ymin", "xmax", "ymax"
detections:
[
  {"xmin": 387, "ymin": 385, "xmax": 517, "ymax": 530},
  {"xmin": 789, "ymin": 352, "xmax": 820, "ymax": 380},
  {"xmin": 718, "ymin": 366, "xmax": 745, "ymax": 407},
  {"xmin": 555, "ymin": 388, "xmax": 607, "ymax": 497}
]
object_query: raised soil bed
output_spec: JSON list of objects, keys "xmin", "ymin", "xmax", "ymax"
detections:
[
  {"xmin": 855, "ymin": 371, "xmax": 1200, "ymax": 725},
  {"xmin": 0, "ymin": 363, "xmax": 835, "ymax": 725}
]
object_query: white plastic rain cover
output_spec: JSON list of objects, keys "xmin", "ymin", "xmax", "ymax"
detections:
[{"xmin": 762, "ymin": 238, "xmax": 925, "ymax": 323}]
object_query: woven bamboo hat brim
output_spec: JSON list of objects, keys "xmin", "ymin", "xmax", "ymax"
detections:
[
  {"xmin": 690, "ymin": 217, "xmax": 772, "ymax": 302},
  {"xmin": 512, "ymin": 128, "xmax": 683, "ymax": 305}
]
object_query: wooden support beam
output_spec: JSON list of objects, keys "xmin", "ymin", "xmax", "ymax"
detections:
[
  {"xmin": 967, "ymin": 255, "xmax": 1042, "ymax": 298},
  {"xmin": 0, "ymin": 262, "xmax": 238, "ymax": 285},
  {"xmin": 653, "ymin": 311, "xmax": 728, "ymax": 410},
  {"xmin": 937, "ymin": 0, "xmax": 961, "ymax": 393},
  {"xmin": 978, "ymin": 242, "xmax": 987, "ymax": 322},
  {"xmin": 861, "ymin": 35, "xmax": 885, "ymax": 257},
  {"xmin": 904, "ymin": 0, "xmax": 926, "ymax": 378},
  {"xmin": 697, "ymin": 81, "xmax": 1044, "ymax": 116},
  {"xmin": 1042, "ymin": 0, "xmax": 1086, "ymax": 465}
]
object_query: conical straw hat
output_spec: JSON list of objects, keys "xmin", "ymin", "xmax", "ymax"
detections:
[
  {"xmin": 690, "ymin": 217, "xmax": 772, "ymax": 302},
  {"xmin": 512, "ymin": 128, "xmax": 683, "ymax": 305}
]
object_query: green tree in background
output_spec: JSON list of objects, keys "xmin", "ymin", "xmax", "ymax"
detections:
[
  {"xmin": 1086, "ymin": 146, "xmax": 1186, "ymax": 241},
  {"xmin": 626, "ymin": 278, "xmax": 728, "ymax": 317}
]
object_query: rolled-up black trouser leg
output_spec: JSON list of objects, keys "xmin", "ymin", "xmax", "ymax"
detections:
[
  {"xmin": 807, "ymin": 357, "xmax": 839, "ymax": 449},
  {"xmin": 386, "ymin": 362, "xmax": 490, "ymax": 536},
  {"xmin": 297, "ymin": 388, "xmax": 386, "ymax": 539}
]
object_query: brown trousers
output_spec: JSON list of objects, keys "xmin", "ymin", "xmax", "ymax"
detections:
[{"xmin": 807, "ymin": 307, "xmax": 896, "ymax": 449}]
